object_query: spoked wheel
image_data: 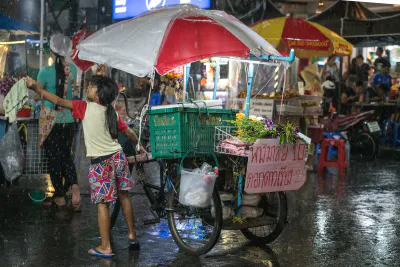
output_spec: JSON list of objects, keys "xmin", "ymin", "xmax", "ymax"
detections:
[
  {"xmin": 352, "ymin": 132, "xmax": 376, "ymax": 161},
  {"xmin": 241, "ymin": 192, "xmax": 287, "ymax": 244},
  {"xmin": 167, "ymin": 183, "xmax": 223, "ymax": 255},
  {"xmin": 110, "ymin": 198, "xmax": 121, "ymax": 230}
]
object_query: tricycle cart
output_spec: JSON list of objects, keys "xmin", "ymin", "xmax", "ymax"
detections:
[{"xmin": 76, "ymin": 5, "xmax": 305, "ymax": 255}]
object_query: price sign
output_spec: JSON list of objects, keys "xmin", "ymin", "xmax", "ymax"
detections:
[{"xmin": 245, "ymin": 138, "xmax": 307, "ymax": 193}]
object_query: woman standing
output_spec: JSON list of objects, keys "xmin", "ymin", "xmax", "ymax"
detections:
[
  {"xmin": 37, "ymin": 34, "xmax": 80, "ymax": 210},
  {"xmin": 320, "ymin": 55, "xmax": 339, "ymax": 82}
]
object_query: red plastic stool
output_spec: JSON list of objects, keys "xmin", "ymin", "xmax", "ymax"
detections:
[{"xmin": 317, "ymin": 139, "xmax": 347, "ymax": 176}]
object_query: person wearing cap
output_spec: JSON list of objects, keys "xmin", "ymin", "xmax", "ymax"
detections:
[{"xmin": 37, "ymin": 34, "xmax": 80, "ymax": 210}]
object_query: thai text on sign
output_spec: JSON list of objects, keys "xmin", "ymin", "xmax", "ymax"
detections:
[{"xmin": 245, "ymin": 138, "xmax": 306, "ymax": 193}]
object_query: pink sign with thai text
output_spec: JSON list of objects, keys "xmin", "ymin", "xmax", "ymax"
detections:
[{"xmin": 245, "ymin": 138, "xmax": 307, "ymax": 194}]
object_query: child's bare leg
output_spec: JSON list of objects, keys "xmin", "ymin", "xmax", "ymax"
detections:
[
  {"xmin": 88, "ymin": 202, "xmax": 112, "ymax": 254},
  {"xmin": 118, "ymin": 190, "xmax": 136, "ymax": 240}
]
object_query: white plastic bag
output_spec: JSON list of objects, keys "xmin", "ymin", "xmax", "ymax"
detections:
[
  {"xmin": 0, "ymin": 122, "xmax": 24, "ymax": 182},
  {"xmin": 242, "ymin": 193, "xmax": 261, "ymax": 207},
  {"xmin": 179, "ymin": 169, "xmax": 218, "ymax": 208},
  {"xmin": 241, "ymin": 207, "xmax": 263, "ymax": 220}
]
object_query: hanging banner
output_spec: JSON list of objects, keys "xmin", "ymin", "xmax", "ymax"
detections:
[{"xmin": 245, "ymin": 138, "xmax": 307, "ymax": 193}]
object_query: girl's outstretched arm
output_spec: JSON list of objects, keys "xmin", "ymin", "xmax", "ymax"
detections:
[
  {"xmin": 123, "ymin": 127, "xmax": 147, "ymax": 154},
  {"xmin": 25, "ymin": 77, "xmax": 72, "ymax": 110}
]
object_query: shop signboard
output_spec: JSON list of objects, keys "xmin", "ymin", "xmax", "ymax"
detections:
[
  {"xmin": 245, "ymin": 139, "xmax": 307, "ymax": 193},
  {"xmin": 113, "ymin": 0, "xmax": 212, "ymax": 20},
  {"xmin": 249, "ymin": 99, "xmax": 274, "ymax": 118}
]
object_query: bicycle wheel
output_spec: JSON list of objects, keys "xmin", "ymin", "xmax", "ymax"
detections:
[
  {"xmin": 110, "ymin": 198, "xmax": 121, "ymax": 230},
  {"xmin": 167, "ymin": 184, "xmax": 223, "ymax": 255},
  {"xmin": 353, "ymin": 132, "xmax": 376, "ymax": 161},
  {"xmin": 241, "ymin": 191, "xmax": 287, "ymax": 244}
]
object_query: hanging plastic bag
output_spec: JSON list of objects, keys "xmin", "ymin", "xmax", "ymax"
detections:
[
  {"xmin": 0, "ymin": 122, "xmax": 24, "ymax": 182},
  {"xmin": 143, "ymin": 161, "xmax": 160, "ymax": 186}
]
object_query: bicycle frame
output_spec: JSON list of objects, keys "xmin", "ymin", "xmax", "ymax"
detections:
[{"xmin": 134, "ymin": 159, "xmax": 175, "ymax": 225}]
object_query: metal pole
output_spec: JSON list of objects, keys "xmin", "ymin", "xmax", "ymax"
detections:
[
  {"xmin": 39, "ymin": 0, "xmax": 44, "ymax": 69},
  {"xmin": 213, "ymin": 63, "xmax": 220, "ymax": 100},
  {"xmin": 24, "ymin": 41, "xmax": 28, "ymax": 73},
  {"xmin": 244, "ymin": 63, "xmax": 254, "ymax": 118}
]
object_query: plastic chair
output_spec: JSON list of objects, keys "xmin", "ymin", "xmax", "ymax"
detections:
[
  {"xmin": 318, "ymin": 139, "xmax": 347, "ymax": 177},
  {"xmin": 315, "ymin": 132, "xmax": 343, "ymax": 161}
]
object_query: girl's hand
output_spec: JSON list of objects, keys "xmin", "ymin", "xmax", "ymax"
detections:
[
  {"xmin": 140, "ymin": 145, "xmax": 147, "ymax": 154},
  {"xmin": 24, "ymin": 77, "xmax": 37, "ymax": 91}
]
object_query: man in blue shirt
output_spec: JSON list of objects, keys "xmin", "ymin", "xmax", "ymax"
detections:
[{"xmin": 371, "ymin": 67, "xmax": 392, "ymax": 97}]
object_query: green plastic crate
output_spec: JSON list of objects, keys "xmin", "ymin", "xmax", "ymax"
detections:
[{"xmin": 148, "ymin": 107, "xmax": 236, "ymax": 159}]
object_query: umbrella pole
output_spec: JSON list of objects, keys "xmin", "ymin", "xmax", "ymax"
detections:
[
  {"xmin": 213, "ymin": 63, "xmax": 220, "ymax": 100},
  {"xmin": 184, "ymin": 64, "xmax": 191, "ymax": 100},
  {"xmin": 244, "ymin": 63, "xmax": 254, "ymax": 118},
  {"xmin": 39, "ymin": 0, "xmax": 44, "ymax": 69}
]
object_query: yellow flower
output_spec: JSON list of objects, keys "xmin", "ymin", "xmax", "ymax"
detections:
[{"xmin": 236, "ymin": 113, "xmax": 245, "ymax": 120}]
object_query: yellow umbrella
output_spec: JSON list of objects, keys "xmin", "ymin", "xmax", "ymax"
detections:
[{"xmin": 251, "ymin": 17, "xmax": 353, "ymax": 58}]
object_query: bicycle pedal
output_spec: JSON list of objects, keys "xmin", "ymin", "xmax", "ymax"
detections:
[{"xmin": 143, "ymin": 219, "xmax": 160, "ymax": 225}]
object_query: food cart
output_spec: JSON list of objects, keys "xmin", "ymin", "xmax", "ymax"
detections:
[{"xmin": 76, "ymin": 4, "xmax": 308, "ymax": 256}]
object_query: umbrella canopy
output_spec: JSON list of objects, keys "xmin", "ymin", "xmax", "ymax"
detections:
[
  {"xmin": 0, "ymin": 12, "xmax": 38, "ymax": 35},
  {"xmin": 251, "ymin": 16, "xmax": 353, "ymax": 58},
  {"xmin": 77, "ymin": 5, "xmax": 282, "ymax": 77}
]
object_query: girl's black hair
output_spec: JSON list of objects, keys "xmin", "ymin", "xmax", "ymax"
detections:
[
  {"xmin": 93, "ymin": 76, "xmax": 119, "ymax": 139},
  {"xmin": 55, "ymin": 54, "xmax": 65, "ymax": 109}
]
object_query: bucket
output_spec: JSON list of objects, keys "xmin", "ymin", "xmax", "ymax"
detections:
[{"xmin": 28, "ymin": 190, "xmax": 46, "ymax": 204}]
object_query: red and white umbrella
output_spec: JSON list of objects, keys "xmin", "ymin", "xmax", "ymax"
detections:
[{"xmin": 77, "ymin": 5, "xmax": 283, "ymax": 77}]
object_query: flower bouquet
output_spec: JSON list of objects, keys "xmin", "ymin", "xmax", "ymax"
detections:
[{"xmin": 216, "ymin": 113, "xmax": 306, "ymax": 157}]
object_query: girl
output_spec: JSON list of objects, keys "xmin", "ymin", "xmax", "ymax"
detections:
[{"xmin": 26, "ymin": 75, "xmax": 146, "ymax": 258}]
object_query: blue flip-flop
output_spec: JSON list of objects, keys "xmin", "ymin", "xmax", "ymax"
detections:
[{"xmin": 88, "ymin": 247, "xmax": 115, "ymax": 258}]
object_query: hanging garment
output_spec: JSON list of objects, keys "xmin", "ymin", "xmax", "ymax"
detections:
[{"xmin": 3, "ymin": 79, "xmax": 28, "ymax": 123}]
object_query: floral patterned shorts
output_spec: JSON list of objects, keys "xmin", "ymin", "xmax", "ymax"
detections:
[{"xmin": 88, "ymin": 151, "xmax": 133, "ymax": 204}]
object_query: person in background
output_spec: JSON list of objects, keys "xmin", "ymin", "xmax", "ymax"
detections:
[
  {"xmin": 26, "ymin": 75, "xmax": 146, "ymax": 257},
  {"xmin": 366, "ymin": 84, "xmax": 384, "ymax": 104},
  {"xmin": 37, "ymin": 34, "xmax": 80, "ymax": 210},
  {"xmin": 371, "ymin": 66, "xmax": 392, "ymax": 98},
  {"xmin": 341, "ymin": 75, "xmax": 362, "ymax": 114},
  {"xmin": 354, "ymin": 55, "xmax": 372, "ymax": 91},
  {"xmin": 320, "ymin": 55, "xmax": 339, "ymax": 83},
  {"xmin": 374, "ymin": 47, "xmax": 391, "ymax": 74}
]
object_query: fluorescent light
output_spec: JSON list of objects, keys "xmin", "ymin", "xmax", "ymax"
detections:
[
  {"xmin": 0, "ymin": 40, "xmax": 25, "ymax": 45},
  {"xmin": 344, "ymin": 0, "xmax": 400, "ymax": 4}
]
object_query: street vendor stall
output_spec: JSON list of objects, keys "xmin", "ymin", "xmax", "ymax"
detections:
[
  {"xmin": 76, "ymin": 4, "xmax": 309, "ymax": 256},
  {"xmin": 0, "ymin": 13, "xmax": 49, "ymax": 180}
]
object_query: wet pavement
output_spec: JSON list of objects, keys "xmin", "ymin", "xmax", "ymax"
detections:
[{"xmin": 1, "ymin": 159, "xmax": 400, "ymax": 267}]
